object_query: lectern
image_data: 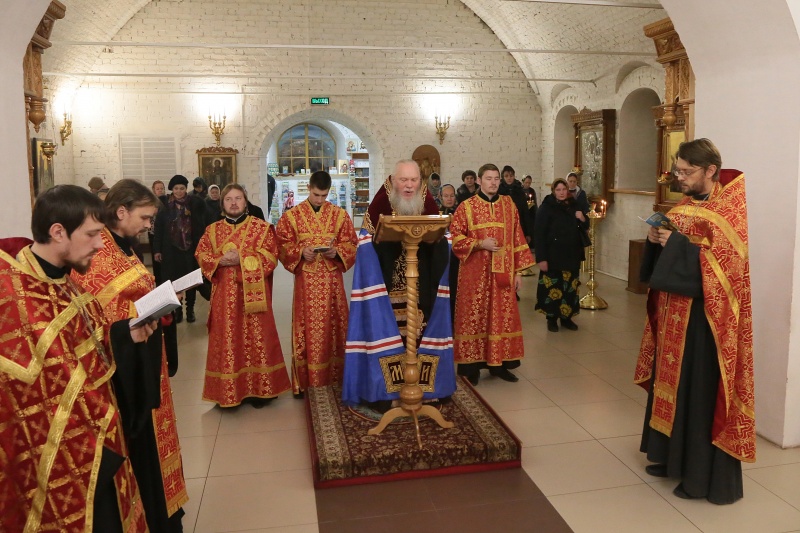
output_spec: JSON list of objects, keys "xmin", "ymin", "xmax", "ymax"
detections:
[{"xmin": 367, "ymin": 214, "xmax": 454, "ymax": 448}]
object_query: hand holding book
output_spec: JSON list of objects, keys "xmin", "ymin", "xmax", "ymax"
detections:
[
  {"xmin": 130, "ymin": 269, "xmax": 204, "ymax": 328},
  {"xmin": 639, "ymin": 212, "xmax": 678, "ymax": 232}
]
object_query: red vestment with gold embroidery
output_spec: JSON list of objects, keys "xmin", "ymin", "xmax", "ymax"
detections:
[
  {"xmin": 0, "ymin": 247, "xmax": 147, "ymax": 533},
  {"xmin": 452, "ymin": 194, "xmax": 534, "ymax": 365},
  {"xmin": 72, "ymin": 228, "xmax": 189, "ymax": 517},
  {"xmin": 276, "ymin": 200, "xmax": 358, "ymax": 393},
  {"xmin": 634, "ymin": 173, "xmax": 755, "ymax": 462},
  {"xmin": 195, "ymin": 216, "xmax": 291, "ymax": 406}
]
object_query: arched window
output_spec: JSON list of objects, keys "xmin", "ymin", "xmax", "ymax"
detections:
[{"xmin": 277, "ymin": 124, "xmax": 336, "ymax": 174}]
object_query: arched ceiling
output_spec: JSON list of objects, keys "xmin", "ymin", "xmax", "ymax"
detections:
[{"xmin": 42, "ymin": 0, "xmax": 666, "ymax": 107}]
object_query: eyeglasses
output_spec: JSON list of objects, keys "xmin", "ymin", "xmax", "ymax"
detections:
[{"xmin": 673, "ymin": 167, "xmax": 704, "ymax": 178}]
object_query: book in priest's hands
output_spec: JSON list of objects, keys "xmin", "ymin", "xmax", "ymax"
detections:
[
  {"xmin": 129, "ymin": 269, "xmax": 204, "ymax": 328},
  {"xmin": 639, "ymin": 212, "xmax": 678, "ymax": 232}
]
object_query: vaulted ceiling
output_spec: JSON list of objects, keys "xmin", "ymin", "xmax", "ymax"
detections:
[{"xmin": 42, "ymin": 0, "xmax": 666, "ymax": 108}]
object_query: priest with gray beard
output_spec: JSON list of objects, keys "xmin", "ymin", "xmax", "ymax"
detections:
[
  {"xmin": 361, "ymin": 160, "xmax": 446, "ymax": 335},
  {"xmin": 346, "ymin": 160, "xmax": 450, "ymax": 411}
]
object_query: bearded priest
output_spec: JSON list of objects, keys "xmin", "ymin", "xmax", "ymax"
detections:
[{"xmin": 342, "ymin": 160, "xmax": 456, "ymax": 411}]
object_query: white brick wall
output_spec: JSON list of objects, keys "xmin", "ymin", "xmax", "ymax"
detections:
[{"xmin": 46, "ymin": 0, "xmax": 542, "ymax": 201}]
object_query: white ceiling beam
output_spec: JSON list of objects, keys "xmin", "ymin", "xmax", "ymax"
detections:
[{"xmin": 51, "ymin": 40, "xmax": 655, "ymax": 57}]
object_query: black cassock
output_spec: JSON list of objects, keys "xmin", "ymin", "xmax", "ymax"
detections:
[{"xmin": 639, "ymin": 232, "xmax": 743, "ymax": 505}]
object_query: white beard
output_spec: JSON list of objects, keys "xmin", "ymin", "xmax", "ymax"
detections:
[{"xmin": 388, "ymin": 188, "xmax": 425, "ymax": 216}]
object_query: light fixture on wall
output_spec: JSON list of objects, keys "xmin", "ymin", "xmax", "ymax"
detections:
[
  {"xmin": 209, "ymin": 113, "xmax": 226, "ymax": 146},
  {"xmin": 59, "ymin": 113, "xmax": 72, "ymax": 145},
  {"xmin": 41, "ymin": 141, "xmax": 57, "ymax": 162},
  {"xmin": 435, "ymin": 114, "xmax": 450, "ymax": 145}
]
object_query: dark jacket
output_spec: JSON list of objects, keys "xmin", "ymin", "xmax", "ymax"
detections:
[
  {"xmin": 248, "ymin": 201, "xmax": 266, "ymax": 221},
  {"xmin": 498, "ymin": 179, "xmax": 531, "ymax": 239},
  {"xmin": 571, "ymin": 187, "xmax": 591, "ymax": 215},
  {"xmin": 534, "ymin": 194, "xmax": 589, "ymax": 272},
  {"xmin": 267, "ymin": 174, "xmax": 276, "ymax": 212},
  {"xmin": 456, "ymin": 183, "xmax": 477, "ymax": 204},
  {"xmin": 204, "ymin": 197, "xmax": 221, "ymax": 227},
  {"xmin": 152, "ymin": 193, "xmax": 206, "ymax": 281}
]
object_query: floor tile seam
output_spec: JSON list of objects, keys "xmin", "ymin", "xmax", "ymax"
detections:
[
  {"xmin": 593, "ymin": 372, "xmax": 643, "ymax": 400},
  {"xmin": 742, "ymin": 471, "xmax": 800, "ymax": 513},
  {"xmin": 203, "ymin": 465, "xmax": 314, "ymax": 479},
  {"xmin": 215, "ymin": 425, "xmax": 309, "ymax": 437},
  {"xmin": 551, "ymin": 401, "xmax": 642, "ymax": 441},
  {"xmin": 540, "ymin": 478, "xmax": 646, "ymax": 498},
  {"xmin": 594, "ymin": 437, "xmax": 665, "ymax": 486},
  {"xmin": 188, "ymin": 478, "xmax": 208, "ymax": 533},
  {"xmin": 216, "ymin": 426, "xmax": 308, "ymax": 436},
  {"xmin": 521, "ymin": 436, "xmax": 596, "ymax": 448}
]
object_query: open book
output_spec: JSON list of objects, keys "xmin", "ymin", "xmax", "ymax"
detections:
[
  {"xmin": 639, "ymin": 212, "xmax": 678, "ymax": 232},
  {"xmin": 129, "ymin": 268, "xmax": 204, "ymax": 328}
]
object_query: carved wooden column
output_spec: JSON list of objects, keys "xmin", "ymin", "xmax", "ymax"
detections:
[
  {"xmin": 644, "ymin": 17, "xmax": 695, "ymax": 212},
  {"xmin": 24, "ymin": 1, "xmax": 65, "ymax": 204}
]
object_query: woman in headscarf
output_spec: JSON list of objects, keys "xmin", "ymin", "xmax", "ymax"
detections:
[
  {"xmin": 153, "ymin": 174, "xmax": 206, "ymax": 323},
  {"xmin": 534, "ymin": 177, "xmax": 589, "ymax": 332},
  {"xmin": 204, "ymin": 184, "xmax": 221, "ymax": 226}
]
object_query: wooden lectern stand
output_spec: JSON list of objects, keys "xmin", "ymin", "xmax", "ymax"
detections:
[{"xmin": 367, "ymin": 214, "xmax": 455, "ymax": 448}]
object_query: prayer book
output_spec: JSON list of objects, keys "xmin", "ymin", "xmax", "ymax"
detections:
[
  {"xmin": 130, "ymin": 269, "xmax": 204, "ymax": 327},
  {"xmin": 313, "ymin": 246, "xmax": 332, "ymax": 253},
  {"xmin": 130, "ymin": 282, "xmax": 181, "ymax": 328},
  {"xmin": 639, "ymin": 212, "xmax": 678, "ymax": 232},
  {"xmin": 172, "ymin": 268, "xmax": 204, "ymax": 293}
]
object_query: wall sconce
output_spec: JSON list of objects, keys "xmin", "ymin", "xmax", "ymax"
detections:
[
  {"xmin": 435, "ymin": 114, "xmax": 450, "ymax": 145},
  {"xmin": 41, "ymin": 141, "xmax": 57, "ymax": 162},
  {"xmin": 59, "ymin": 113, "xmax": 72, "ymax": 145},
  {"xmin": 208, "ymin": 113, "xmax": 226, "ymax": 146}
]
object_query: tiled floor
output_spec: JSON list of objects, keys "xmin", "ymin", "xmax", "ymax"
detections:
[{"xmin": 171, "ymin": 267, "xmax": 800, "ymax": 533}]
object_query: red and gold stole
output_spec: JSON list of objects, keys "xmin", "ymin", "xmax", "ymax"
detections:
[
  {"xmin": 72, "ymin": 228, "xmax": 189, "ymax": 516},
  {"xmin": 635, "ymin": 174, "xmax": 755, "ymax": 462},
  {"xmin": 202, "ymin": 216, "xmax": 277, "ymax": 314}
]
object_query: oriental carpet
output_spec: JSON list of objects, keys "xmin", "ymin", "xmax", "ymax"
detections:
[{"xmin": 307, "ymin": 378, "xmax": 521, "ymax": 488}]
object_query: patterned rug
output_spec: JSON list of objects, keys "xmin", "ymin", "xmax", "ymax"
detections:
[{"xmin": 306, "ymin": 378, "xmax": 521, "ymax": 488}]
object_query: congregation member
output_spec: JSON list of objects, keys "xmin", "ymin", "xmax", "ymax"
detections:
[
  {"xmin": 242, "ymin": 184, "xmax": 266, "ymax": 220},
  {"xmin": 276, "ymin": 170, "xmax": 357, "ymax": 398},
  {"xmin": 204, "ymin": 184, "xmax": 221, "ymax": 226},
  {"xmin": 428, "ymin": 172, "xmax": 443, "ymax": 208},
  {"xmin": 567, "ymin": 171, "xmax": 590, "ymax": 215},
  {"xmin": 636, "ymin": 138, "xmax": 754, "ymax": 504},
  {"xmin": 439, "ymin": 183, "xmax": 458, "ymax": 215},
  {"xmin": 499, "ymin": 165, "xmax": 532, "ymax": 244},
  {"xmin": 342, "ymin": 160, "xmax": 455, "ymax": 410},
  {"xmin": 534, "ymin": 178, "xmax": 588, "ymax": 332},
  {"xmin": 152, "ymin": 174, "xmax": 206, "ymax": 323},
  {"xmin": 439, "ymin": 183, "xmax": 460, "ymax": 322},
  {"xmin": 191, "ymin": 176, "xmax": 208, "ymax": 199},
  {"xmin": 456, "ymin": 169, "xmax": 478, "ymax": 204},
  {"xmin": 195, "ymin": 184, "xmax": 290, "ymax": 408},
  {"xmin": 72, "ymin": 179, "xmax": 188, "ymax": 532},
  {"xmin": 148, "ymin": 179, "xmax": 179, "ymax": 375},
  {"xmin": 0, "ymin": 185, "xmax": 154, "ymax": 532},
  {"xmin": 88, "ymin": 175, "xmax": 107, "ymax": 194},
  {"xmin": 452, "ymin": 164, "xmax": 534, "ymax": 385}
]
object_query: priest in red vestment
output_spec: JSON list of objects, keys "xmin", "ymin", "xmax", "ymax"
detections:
[
  {"xmin": 195, "ymin": 184, "xmax": 291, "ymax": 407},
  {"xmin": 635, "ymin": 139, "xmax": 755, "ymax": 504},
  {"xmin": 72, "ymin": 179, "xmax": 188, "ymax": 532},
  {"xmin": 342, "ymin": 160, "xmax": 455, "ymax": 410},
  {"xmin": 276, "ymin": 171, "xmax": 357, "ymax": 397},
  {"xmin": 0, "ymin": 185, "xmax": 150, "ymax": 533},
  {"xmin": 451, "ymin": 163, "xmax": 534, "ymax": 385},
  {"xmin": 360, "ymin": 160, "xmax": 443, "ymax": 337}
]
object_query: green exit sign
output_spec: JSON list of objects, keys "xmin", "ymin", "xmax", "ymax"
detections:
[{"xmin": 311, "ymin": 97, "xmax": 330, "ymax": 105}]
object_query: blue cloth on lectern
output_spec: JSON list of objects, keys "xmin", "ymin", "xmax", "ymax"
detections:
[{"xmin": 341, "ymin": 229, "xmax": 456, "ymax": 405}]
